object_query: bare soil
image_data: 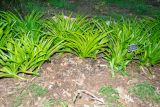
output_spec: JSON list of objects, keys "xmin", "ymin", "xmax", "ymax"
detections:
[{"xmin": 0, "ymin": 54, "xmax": 160, "ymax": 107}]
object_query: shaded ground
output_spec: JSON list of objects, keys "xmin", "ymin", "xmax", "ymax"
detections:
[
  {"xmin": 44, "ymin": 0, "xmax": 160, "ymax": 19},
  {"xmin": 0, "ymin": 54, "xmax": 160, "ymax": 107},
  {"xmin": 1, "ymin": 0, "xmax": 160, "ymax": 19}
]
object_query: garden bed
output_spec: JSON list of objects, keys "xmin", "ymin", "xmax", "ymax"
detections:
[{"xmin": 0, "ymin": 1, "xmax": 160, "ymax": 106}]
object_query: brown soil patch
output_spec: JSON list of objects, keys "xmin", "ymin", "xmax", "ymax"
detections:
[{"xmin": 0, "ymin": 54, "xmax": 160, "ymax": 107}]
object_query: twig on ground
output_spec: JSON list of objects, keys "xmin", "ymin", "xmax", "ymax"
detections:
[{"xmin": 73, "ymin": 89, "xmax": 105, "ymax": 105}]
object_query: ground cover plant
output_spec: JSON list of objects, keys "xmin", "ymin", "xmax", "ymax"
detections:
[
  {"xmin": 46, "ymin": 15, "xmax": 89, "ymax": 38},
  {"xmin": 46, "ymin": 15, "xmax": 112, "ymax": 59},
  {"xmin": 0, "ymin": 11, "xmax": 160, "ymax": 78},
  {"xmin": 130, "ymin": 81, "xmax": 160, "ymax": 103},
  {"xmin": 11, "ymin": 83, "xmax": 49, "ymax": 107},
  {"xmin": 0, "ymin": 20, "xmax": 13, "ymax": 50},
  {"xmin": 0, "ymin": 1, "xmax": 160, "ymax": 107},
  {"xmin": 11, "ymin": 83, "xmax": 68, "ymax": 107},
  {"xmin": 0, "ymin": 32, "xmax": 64, "ymax": 79},
  {"xmin": 101, "ymin": 19, "xmax": 149, "ymax": 76},
  {"xmin": 99, "ymin": 85, "xmax": 124, "ymax": 107},
  {"xmin": 0, "ymin": 11, "xmax": 44, "ymax": 38},
  {"xmin": 0, "ymin": 11, "xmax": 64, "ymax": 79},
  {"xmin": 139, "ymin": 17, "xmax": 160, "ymax": 70}
]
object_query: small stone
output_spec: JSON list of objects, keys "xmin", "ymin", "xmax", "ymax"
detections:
[
  {"xmin": 84, "ymin": 104, "xmax": 90, "ymax": 107},
  {"xmin": 46, "ymin": 67, "xmax": 52, "ymax": 72},
  {"xmin": 48, "ymin": 84, "xmax": 53, "ymax": 89},
  {"xmin": 152, "ymin": 75, "xmax": 156, "ymax": 79}
]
